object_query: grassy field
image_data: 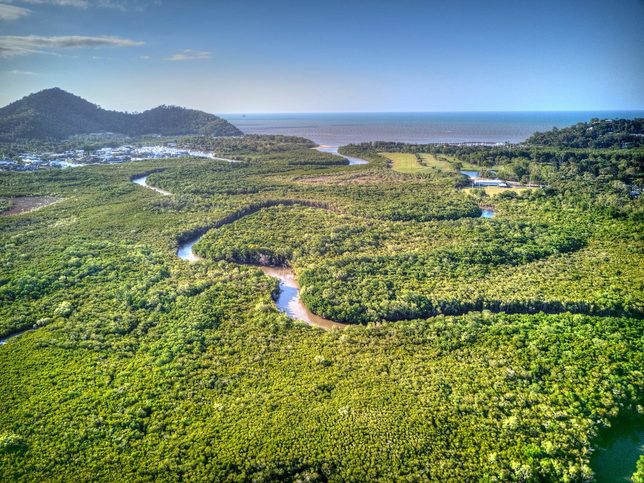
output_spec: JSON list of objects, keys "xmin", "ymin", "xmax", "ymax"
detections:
[
  {"xmin": 417, "ymin": 153, "xmax": 456, "ymax": 171},
  {"xmin": 384, "ymin": 152, "xmax": 487, "ymax": 176},
  {"xmin": 383, "ymin": 152, "xmax": 467, "ymax": 175},
  {"xmin": 381, "ymin": 152, "xmax": 430, "ymax": 173}
]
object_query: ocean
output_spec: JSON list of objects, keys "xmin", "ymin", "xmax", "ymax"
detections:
[{"xmin": 221, "ymin": 111, "xmax": 643, "ymax": 146}]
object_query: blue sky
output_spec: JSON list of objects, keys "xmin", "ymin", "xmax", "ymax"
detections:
[{"xmin": 0, "ymin": 0, "xmax": 643, "ymax": 113}]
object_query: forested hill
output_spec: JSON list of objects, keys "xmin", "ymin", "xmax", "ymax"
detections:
[
  {"xmin": 526, "ymin": 118, "xmax": 644, "ymax": 148},
  {"xmin": 0, "ymin": 88, "xmax": 243, "ymax": 141}
]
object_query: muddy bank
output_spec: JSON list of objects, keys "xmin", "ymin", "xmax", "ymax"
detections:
[
  {"xmin": 0, "ymin": 196, "xmax": 60, "ymax": 217},
  {"xmin": 260, "ymin": 267, "xmax": 348, "ymax": 330}
]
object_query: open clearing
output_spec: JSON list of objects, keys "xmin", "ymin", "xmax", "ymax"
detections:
[
  {"xmin": 384, "ymin": 152, "xmax": 475, "ymax": 175},
  {"xmin": 417, "ymin": 153, "xmax": 456, "ymax": 171},
  {"xmin": 382, "ymin": 152, "xmax": 433, "ymax": 174},
  {"xmin": 0, "ymin": 196, "xmax": 60, "ymax": 217}
]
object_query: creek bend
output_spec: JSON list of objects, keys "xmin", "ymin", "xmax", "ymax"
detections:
[
  {"xmin": 132, "ymin": 171, "xmax": 347, "ymax": 329},
  {"xmin": 314, "ymin": 145, "xmax": 369, "ymax": 165},
  {"xmin": 131, "ymin": 173, "xmax": 172, "ymax": 196},
  {"xmin": 174, "ymin": 232, "xmax": 347, "ymax": 330}
]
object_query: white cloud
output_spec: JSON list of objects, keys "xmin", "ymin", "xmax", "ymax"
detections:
[
  {"xmin": 36, "ymin": 0, "xmax": 87, "ymax": 5},
  {"xmin": 7, "ymin": 69, "xmax": 38, "ymax": 75},
  {"xmin": 7, "ymin": 0, "xmax": 159, "ymax": 9},
  {"xmin": 164, "ymin": 49, "xmax": 211, "ymax": 61},
  {"xmin": 0, "ymin": 34, "xmax": 144, "ymax": 57},
  {"xmin": 6, "ymin": 0, "xmax": 88, "ymax": 6},
  {"xmin": 0, "ymin": 3, "xmax": 30, "ymax": 20}
]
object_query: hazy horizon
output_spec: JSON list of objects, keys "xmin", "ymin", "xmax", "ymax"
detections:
[{"xmin": 5, "ymin": 87, "xmax": 644, "ymax": 116}]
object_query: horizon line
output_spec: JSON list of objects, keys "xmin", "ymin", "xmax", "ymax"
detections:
[{"xmin": 218, "ymin": 109, "xmax": 644, "ymax": 115}]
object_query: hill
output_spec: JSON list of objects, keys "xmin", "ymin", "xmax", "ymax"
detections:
[
  {"xmin": 526, "ymin": 117, "xmax": 644, "ymax": 148},
  {"xmin": 0, "ymin": 88, "xmax": 242, "ymax": 141}
]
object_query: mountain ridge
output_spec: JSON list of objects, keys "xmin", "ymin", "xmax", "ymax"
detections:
[{"xmin": 0, "ymin": 88, "xmax": 243, "ymax": 141}]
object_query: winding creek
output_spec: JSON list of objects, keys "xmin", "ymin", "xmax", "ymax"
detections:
[
  {"xmin": 97, "ymin": 168, "xmax": 644, "ymax": 478},
  {"xmin": 130, "ymin": 156, "xmax": 495, "ymax": 330},
  {"xmin": 131, "ymin": 173, "xmax": 172, "ymax": 196},
  {"xmin": 131, "ymin": 174, "xmax": 346, "ymax": 329},
  {"xmin": 2, "ymin": 156, "xmax": 491, "ymax": 341},
  {"xmin": 130, "ymin": 148, "xmax": 368, "ymax": 330},
  {"xmin": 315, "ymin": 145, "xmax": 370, "ymax": 165}
]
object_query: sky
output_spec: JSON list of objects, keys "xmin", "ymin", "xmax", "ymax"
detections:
[{"xmin": 0, "ymin": 0, "xmax": 643, "ymax": 113}]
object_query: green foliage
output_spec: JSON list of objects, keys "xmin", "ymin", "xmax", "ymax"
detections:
[
  {"xmin": 0, "ymin": 197, "xmax": 10, "ymax": 213},
  {"xmin": 527, "ymin": 118, "xmax": 644, "ymax": 148},
  {"xmin": 0, "ymin": 432, "xmax": 26, "ymax": 453},
  {"xmin": 634, "ymin": 455, "xmax": 644, "ymax": 483},
  {"xmin": 0, "ymin": 132, "xmax": 642, "ymax": 481},
  {"xmin": 178, "ymin": 133, "xmax": 318, "ymax": 153}
]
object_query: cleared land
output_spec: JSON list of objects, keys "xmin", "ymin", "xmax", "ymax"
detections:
[
  {"xmin": 382, "ymin": 152, "xmax": 430, "ymax": 174},
  {"xmin": 417, "ymin": 153, "xmax": 456, "ymax": 171},
  {"xmin": 384, "ymin": 152, "xmax": 485, "ymax": 176},
  {"xmin": 0, "ymin": 196, "xmax": 60, "ymax": 217}
]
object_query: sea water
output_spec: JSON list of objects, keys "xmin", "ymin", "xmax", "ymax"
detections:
[{"xmin": 222, "ymin": 111, "xmax": 643, "ymax": 146}]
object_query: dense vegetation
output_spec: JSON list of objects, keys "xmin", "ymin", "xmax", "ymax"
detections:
[
  {"xmin": 526, "ymin": 118, "xmax": 644, "ymax": 149},
  {"xmin": 0, "ymin": 88, "xmax": 242, "ymax": 142},
  {"xmin": 0, "ymin": 127, "xmax": 642, "ymax": 481},
  {"xmin": 0, "ymin": 197, "xmax": 10, "ymax": 213}
]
